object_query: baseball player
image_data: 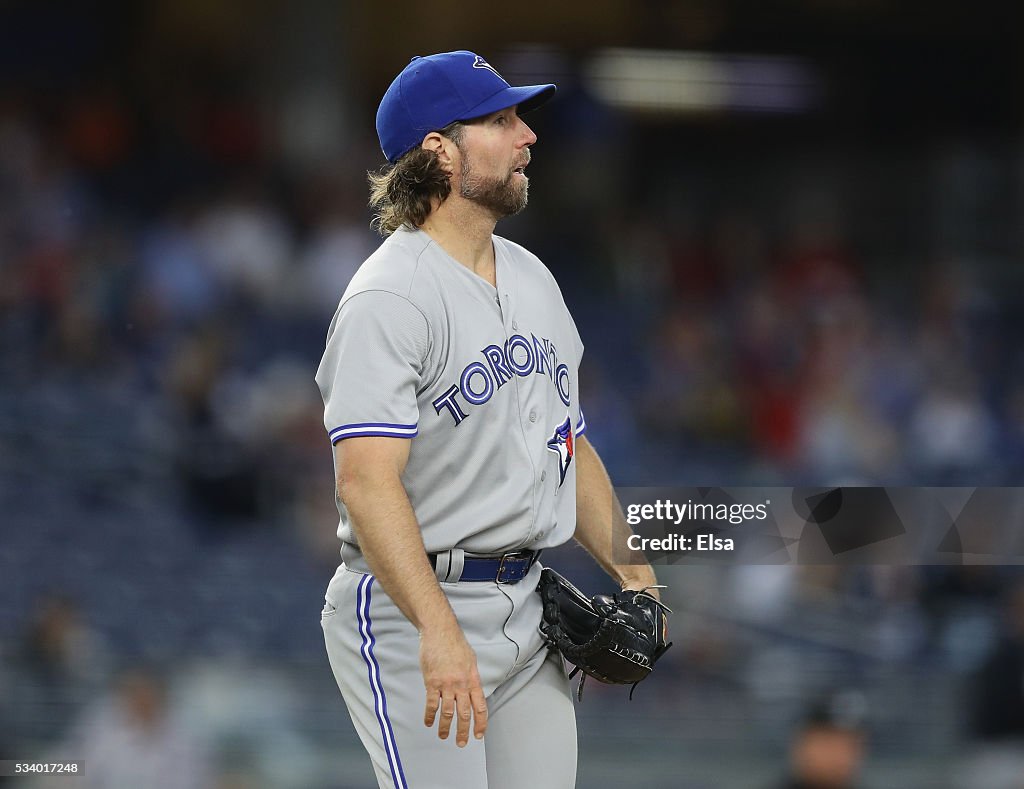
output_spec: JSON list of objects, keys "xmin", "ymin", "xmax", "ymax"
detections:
[{"xmin": 315, "ymin": 50, "xmax": 660, "ymax": 789}]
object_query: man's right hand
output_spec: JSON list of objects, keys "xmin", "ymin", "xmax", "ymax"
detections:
[{"xmin": 420, "ymin": 624, "xmax": 488, "ymax": 747}]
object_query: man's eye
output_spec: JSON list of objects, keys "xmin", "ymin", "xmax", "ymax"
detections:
[{"xmin": 495, "ymin": 115, "xmax": 507, "ymax": 125}]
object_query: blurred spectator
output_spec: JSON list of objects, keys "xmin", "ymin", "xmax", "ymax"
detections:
[
  {"xmin": 195, "ymin": 180, "xmax": 293, "ymax": 310},
  {"xmin": 164, "ymin": 323, "xmax": 262, "ymax": 527},
  {"xmin": 16, "ymin": 594, "xmax": 110, "ymax": 687},
  {"xmin": 137, "ymin": 203, "xmax": 223, "ymax": 330},
  {"xmin": 973, "ymin": 581, "xmax": 1024, "ymax": 738},
  {"xmin": 955, "ymin": 580, "xmax": 1024, "ymax": 789},
  {"xmin": 53, "ymin": 668, "xmax": 212, "ymax": 789},
  {"xmin": 2, "ymin": 595, "xmax": 110, "ymax": 747},
  {"xmin": 908, "ymin": 371, "xmax": 996, "ymax": 482},
  {"xmin": 770, "ymin": 690, "xmax": 869, "ymax": 789},
  {"xmin": 293, "ymin": 173, "xmax": 377, "ymax": 320}
]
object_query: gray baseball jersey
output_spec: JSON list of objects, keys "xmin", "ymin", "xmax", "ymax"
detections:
[
  {"xmin": 315, "ymin": 225, "xmax": 585, "ymax": 788},
  {"xmin": 315, "ymin": 224, "xmax": 586, "ymax": 556}
]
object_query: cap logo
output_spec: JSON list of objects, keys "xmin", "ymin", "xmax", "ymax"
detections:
[{"xmin": 472, "ymin": 55, "xmax": 504, "ymax": 80}]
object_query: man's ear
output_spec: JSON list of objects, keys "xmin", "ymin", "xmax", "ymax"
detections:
[{"xmin": 421, "ymin": 131, "xmax": 455, "ymax": 174}]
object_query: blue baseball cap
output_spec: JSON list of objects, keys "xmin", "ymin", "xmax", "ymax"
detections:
[{"xmin": 376, "ymin": 50, "xmax": 556, "ymax": 163}]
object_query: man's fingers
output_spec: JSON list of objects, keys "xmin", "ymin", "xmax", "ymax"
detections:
[
  {"xmin": 425, "ymin": 684, "xmax": 486, "ymax": 747},
  {"xmin": 455, "ymin": 689, "xmax": 473, "ymax": 747},
  {"xmin": 470, "ymin": 686, "xmax": 488, "ymax": 740},
  {"xmin": 423, "ymin": 688, "xmax": 440, "ymax": 727},
  {"xmin": 419, "ymin": 635, "xmax": 484, "ymax": 746},
  {"xmin": 437, "ymin": 690, "xmax": 456, "ymax": 740}
]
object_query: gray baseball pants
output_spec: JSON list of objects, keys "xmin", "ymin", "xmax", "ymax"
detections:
[{"xmin": 321, "ymin": 557, "xmax": 578, "ymax": 789}]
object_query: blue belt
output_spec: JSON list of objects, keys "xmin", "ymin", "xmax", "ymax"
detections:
[{"xmin": 430, "ymin": 550, "xmax": 539, "ymax": 584}]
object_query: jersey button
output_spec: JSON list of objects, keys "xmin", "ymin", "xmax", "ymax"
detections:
[
  {"xmin": 541, "ymin": 471, "xmax": 547, "ymax": 482},
  {"xmin": 512, "ymin": 320, "xmax": 519, "ymax": 331},
  {"xmin": 529, "ymin": 410, "xmax": 537, "ymax": 422}
]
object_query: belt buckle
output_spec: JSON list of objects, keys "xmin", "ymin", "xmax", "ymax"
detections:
[{"xmin": 496, "ymin": 552, "xmax": 526, "ymax": 584}]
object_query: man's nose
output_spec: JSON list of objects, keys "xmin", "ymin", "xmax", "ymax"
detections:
[{"xmin": 518, "ymin": 118, "xmax": 538, "ymax": 147}]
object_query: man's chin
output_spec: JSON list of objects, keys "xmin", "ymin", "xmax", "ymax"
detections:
[
  {"xmin": 500, "ymin": 193, "xmax": 528, "ymax": 218},
  {"xmin": 506, "ymin": 182, "xmax": 529, "ymax": 215},
  {"xmin": 462, "ymin": 176, "xmax": 529, "ymax": 218}
]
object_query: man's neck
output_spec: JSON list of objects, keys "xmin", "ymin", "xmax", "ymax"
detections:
[{"xmin": 419, "ymin": 197, "xmax": 499, "ymax": 286}]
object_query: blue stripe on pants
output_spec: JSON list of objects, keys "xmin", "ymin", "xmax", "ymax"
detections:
[{"xmin": 357, "ymin": 575, "xmax": 408, "ymax": 789}]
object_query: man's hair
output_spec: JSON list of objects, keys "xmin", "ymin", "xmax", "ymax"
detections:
[{"xmin": 368, "ymin": 121, "xmax": 464, "ymax": 236}]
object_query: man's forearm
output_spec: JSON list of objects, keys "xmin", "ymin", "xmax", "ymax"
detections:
[
  {"xmin": 340, "ymin": 469, "xmax": 460, "ymax": 636},
  {"xmin": 335, "ymin": 439, "xmax": 489, "ymax": 746},
  {"xmin": 573, "ymin": 436, "xmax": 658, "ymax": 592}
]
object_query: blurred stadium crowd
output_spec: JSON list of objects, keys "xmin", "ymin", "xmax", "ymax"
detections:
[{"xmin": 3, "ymin": 2, "xmax": 1024, "ymax": 787}]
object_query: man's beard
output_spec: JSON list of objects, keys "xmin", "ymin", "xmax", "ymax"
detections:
[{"xmin": 459, "ymin": 156, "xmax": 528, "ymax": 218}]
